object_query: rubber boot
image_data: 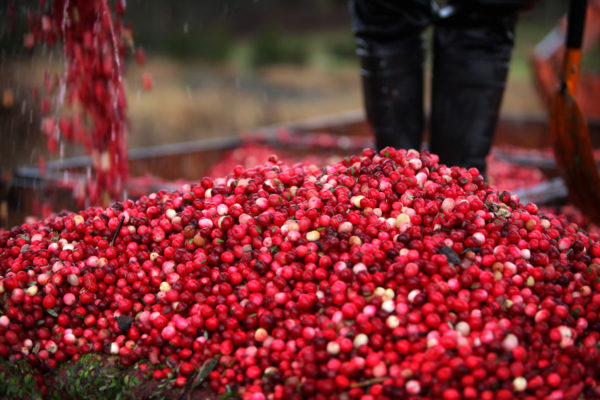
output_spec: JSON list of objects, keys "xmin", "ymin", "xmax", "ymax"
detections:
[
  {"xmin": 430, "ymin": 4, "xmax": 519, "ymax": 175},
  {"xmin": 357, "ymin": 34, "xmax": 425, "ymax": 152}
]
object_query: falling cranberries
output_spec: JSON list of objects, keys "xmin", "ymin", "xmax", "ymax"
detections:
[{"xmin": 25, "ymin": 0, "xmax": 140, "ymax": 206}]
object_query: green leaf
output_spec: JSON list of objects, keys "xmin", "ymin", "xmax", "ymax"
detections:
[
  {"xmin": 191, "ymin": 356, "xmax": 220, "ymax": 389},
  {"xmin": 571, "ymin": 308, "xmax": 581, "ymax": 318},
  {"xmin": 249, "ymin": 313, "xmax": 257, "ymax": 318},
  {"xmin": 47, "ymin": 309, "xmax": 58, "ymax": 317},
  {"xmin": 20, "ymin": 244, "xmax": 30, "ymax": 253},
  {"xmin": 439, "ymin": 246, "xmax": 461, "ymax": 266}
]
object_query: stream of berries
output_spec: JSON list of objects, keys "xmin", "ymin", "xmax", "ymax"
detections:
[{"xmin": 27, "ymin": 0, "xmax": 140, "ymax": 205}]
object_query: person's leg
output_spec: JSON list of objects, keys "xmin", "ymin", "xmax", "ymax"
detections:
[
  {"xmin": 429, "ymin": 1, "xmax": 521, "ymax": 175},
  {"xmin": 350, "ymin": 0, "xmax": 435, "ymax": 152}
]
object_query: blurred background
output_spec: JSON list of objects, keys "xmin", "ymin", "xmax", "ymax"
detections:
[{"xmin": 2, "ymin": 0, "xmax": 593, "ymax": 171}]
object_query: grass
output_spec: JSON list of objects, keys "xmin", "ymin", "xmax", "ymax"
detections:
[
  {"xmin": 511, "ymin": 20, "xmax": 554, "ymax": 81},
  {"xmin": 229, "ymin": 27, "xmax": 357, "ymax": 71},
  {"xmin": 0, "ymin": 354, "xmax": 228, "ymax": 400},
  {"xmin": 123, "ymin": 57, "xmax": 361, "ymax": 148},
  {"xmin": 3, "ymin": 18, "xmax": 575, "ymax": 173},
  {"xmin": 0, "ymin": 359, "xmax": 42, "ymax": 399},
  {"xmin": 51, "ymin": 354, "xmax": 140, "ymax": 400}
]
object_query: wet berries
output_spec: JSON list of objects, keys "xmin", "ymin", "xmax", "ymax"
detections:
[{"xmin": 1, "ymin": 147, "xmax": 600, "ymax": 399}]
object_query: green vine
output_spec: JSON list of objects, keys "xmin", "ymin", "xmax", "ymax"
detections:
[
  {"xmin": 51, "ymin": 354, "xmax": 140, "ymax": 400},
  {"xmin": 0, "ymin": 359, "xmax": 42, "ymax": 399}
]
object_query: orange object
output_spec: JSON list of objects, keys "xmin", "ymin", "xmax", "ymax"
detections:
[
  {"xmin": 562, "ymin": 48, "xmax": 582, "ymax": 96},
  {"xmin": 2, "ymin": 89, "xmax": 14, "ymax": 109},
  {"xmin": 549, "ymin": 0, "xmax": 600, "ymax": 223},
  {"xmin": 532, "ymin": 0, "xmax": 600, "ymax": 118}
]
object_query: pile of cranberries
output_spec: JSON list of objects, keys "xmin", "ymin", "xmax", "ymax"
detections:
[{"xmin": 2, "ymin": 147, "xmax": 600, "ymax": 399}]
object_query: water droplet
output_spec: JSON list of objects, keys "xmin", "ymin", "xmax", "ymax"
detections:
[{"xmin": 183, "ymin": 23, "xmax": 189, "ymax": 33}]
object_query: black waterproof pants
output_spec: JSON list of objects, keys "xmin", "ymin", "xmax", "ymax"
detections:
[{"xmin": 350, "ymin": 0, "xmax": 531, "ymax": 174}]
